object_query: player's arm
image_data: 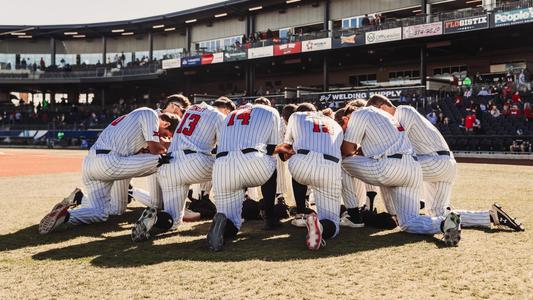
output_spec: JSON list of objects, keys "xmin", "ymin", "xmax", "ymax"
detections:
[
  {"xmin": 342, "ymin": 111, "xmax": 366, "ymax": 157},
  {"xmin": 341, "ymin": 141, "xmax": 358, "ymax": 157},
  {"xmin": 147, "ymin": 141, "xmax": 167, "ymax": 154},
  {"xmin": 141, "ymin": 110, "xmax": 166, "ymax": 155}
]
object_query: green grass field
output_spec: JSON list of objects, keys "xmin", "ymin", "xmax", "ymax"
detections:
[{"xmin": 0, "ymin": 150, "xmax": 532, "ymax": 299}]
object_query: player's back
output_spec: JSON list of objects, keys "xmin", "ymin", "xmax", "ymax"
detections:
[
  {"xmin": 217, "ymin": 104, "xmax": 281, "ymax": 153},
  {"xmin": 92, "ymin": 107, "xmax": 159, "ymax": 156},
  {"xmin": 169, "ymin": 102, "xmax": 225, "ymax": 153},
  {"xmin": 395, "ymin": 105, "xmax": 450, "ymax": 154},
  {"xmin": 286, "ymin": 112, "xmax": 343, "ymax": 158},
  {"xmin": 346, "ymin": 106, "xmax": 413, "ymax": 158}
]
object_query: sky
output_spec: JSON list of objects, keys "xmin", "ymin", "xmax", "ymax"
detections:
[{"xmin": 0, "ymin": 0, "xmax": 227, "ymax": 25}]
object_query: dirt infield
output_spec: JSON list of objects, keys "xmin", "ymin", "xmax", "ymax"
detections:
[
  {"xmin": 0, "ymin": 149, "xmax": 532, "ymax": 299},
  {"xmin": 0, "ymin": 149, "xmax": 84, "ymax": 177}
]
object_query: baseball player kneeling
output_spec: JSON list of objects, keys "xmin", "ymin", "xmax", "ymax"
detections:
[
  {"xmin": 207, "ymin": 102, "xmax": 293, "ymax": 251},
  {"xmin": 283, "ymin": 103, "xmax": 343, "ymax": 250},
  {"xmin": 131, "ymin": 98, "xmax": 234, "ymax": 242},
  {"xmin": 38, "ymin": 108, "xmax": 179, "ymax": 234}
]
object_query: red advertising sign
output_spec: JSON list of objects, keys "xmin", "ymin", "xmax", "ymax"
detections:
[
  {"xmin": 201, "ymin": 52, "xmax": 224, "ymax": 65},
  {"xmin": 273, "ymin": 42, "xmax": 302, "ymax": 56}
]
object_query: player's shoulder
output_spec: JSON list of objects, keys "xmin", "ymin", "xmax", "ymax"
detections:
[
  {"xmin": 131, "ymin": 107, "xmax": 158, "ymax": 117},
  {"xmin": 252, "ymin": 104, "xmax": 280, "ymax": 117},
  {"xmin": 397, "ymin": 105, "xmax": 417, "ymax": 113}
]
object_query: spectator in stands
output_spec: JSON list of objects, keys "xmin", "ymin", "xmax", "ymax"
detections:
[
  {"xmin": 464, "ymin": 112, "xmax": 476, "ymax": 133},
  {"xmin": 510, "ymin": 104, "xmax": 522, "ymax": 117},
  {"xmin": 463, "ymin": 87, "xmax": 472, "ymax": 99},
  {"xmin": 437, "ymin": 112, "xmax": 445, "ymax": 124},
  {"xmin": 266, "ymin": 29, "xmax": 273, "ymax": 40},
  {"xmin": 510, "ymin": 140, "xmax": 521, "ymax": 152},
  {"xmin": 473, "ymin": 118, "xmax": 482, "ymax": 134},
  {"xmin": 362, "ymin": 14, "xmax": 370, "ymax": 26},
  {"xmin": 426, "ymin": 110, "xmax": 437, "ymax": 125},
  {"xmin": 512, "ymin": 91, "xmax": 522, "ymax": 104},
  {"xmin": 490, "ymin": 105, "xmax": 501, "ymax": 118},
  {"xmin": 524, "ymin": 102, "xmax": 533, "ymax": 121},
  {"xmin": 502, "ymin": 84, "xmax": 512, "ymax": 99},
  {"xmin": 502, "ymin": 103, "xmax": 511, "ymax": 116},
  {"xmin": 474, "ymin": 72, "xmax": 484, "ymax": 84},
  {"xmin": 454, "ymin": 95, "xmax": 462, "ymax": 108},
  {"xmin": 506, "ymin": 71, "xmax": 514, "ymax": 82},
  {"xmin": 39, "ymin": 57, "xmax": 45, "ymax": 70},
  {"xmin": 477, "ymin": 87, "xmax": 491, "ymax": 96},
  {"xmin": 20, "ymin": 58, "xmax": 27, "ymax": 69}
]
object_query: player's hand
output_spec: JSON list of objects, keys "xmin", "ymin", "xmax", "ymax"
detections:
[
  {"xmin": 160, "ymin": 137, "xmax": 171, "ymax": 149},
  {"xmin": 275, "ymin": 143, "xmax": 295, "ymax": 160},
  {"xmin": 147, "ymin": 141, "xmax": 167, "ymax": 155}
]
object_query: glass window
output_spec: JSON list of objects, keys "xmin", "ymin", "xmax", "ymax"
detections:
[
  {"xmin": 80, "ymin": 53, "xmax": 102, "ymax": 65},
  {"xmin": 56, "ymin": 54, "xmax": 77, "ymax": 66},
  {"xmin": 279, "ymin": 28, "xmax": 290, "ymax": 39},
  {"xmin": 106, "ymin": 52, "xmax": 132, "ymax": 65},
  {"xmin": 0, "ymin": 54, "xmax": 16, "ymax": 69},
  {"xmin": 342, "ymin": 19, "xmax": 350, "ymax": 29},
  {"xmin": 20, "ymin": 54, "xmax": 52, "ymax": 68}
]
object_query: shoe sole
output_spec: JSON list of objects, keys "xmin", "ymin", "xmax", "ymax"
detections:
[
  {"xmin": 62, "ymin": 188, "xmax": 82, "ymax": 206},
  {"xmin": 183, "ymin": 213, "xmax": 201, "ymax": 222},
  {"xmin": 340, "ymin": 220, "xmax": 365, "ymax": 228},
  {"xmin": 291, "ymin": 219, "xmax": 307, "ymax": 228},
  {"xmin": 305, "ymin": 215, "xmax": 322, "ymax": 251},
  {"xmin": 207, "ymin": 213, "xmax": 226, "ymax": 252},
  {"xmin": 39, "ymin": 204, "xmax": 68, "ymax": 234},
  {"xmin": 493, "ymin": 203, "xmax": 525, "ymax": 232},
  {"xmin": 443, "ymin": 213, "xmax": 461, "ymax": 247},
  {"xmin": 131, "ymin": 208, "xmax": 157, "ymax": 242}
]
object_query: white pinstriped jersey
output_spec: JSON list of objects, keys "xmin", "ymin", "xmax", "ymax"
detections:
[
  {"xmin": 169, "ymin": 102, "xmax": 225, "ymax": 154},
  {"xmin": 217, "ymin": 104, "xmax": 281, "ymax": 152},
  {"xmin": 285, "ymin": 112, "xmax": 343, "ymax": 158},
  {"xmin": 394, "ymin": 105, "xmax": 450, "ymax": 154},
  {"xmin": 92, "ymin": 107, "xmax": 160, "ymax": 156},
  {"xmin": 344, "ymin": 106, "xmax": 414, "ymax": 159}
]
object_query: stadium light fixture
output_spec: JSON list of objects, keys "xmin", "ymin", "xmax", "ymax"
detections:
[
  {"xmin": 286, "ymin": 0, "xmax": 301, "ymax": 3},
  {"xmin": 433, "ymin": 0, "xmax": 456, "ymax": 4},
  {"xmin": 185, "ymin": 19, "xmax": 197, "ymax": 23},
  {"xmin": 249, "ymin": 6, "xmax": 262, "ymax": 11},
  {"xmin": 18, "ymin": 35, "xmax": 32, "ymax": 38},
  {"xmin": 64, "ymin": 32, "xmax": 78, "ymax": 35},
  {"xmin": 73, "ymin": 35, "xmax": 86, "ymax": 38},
  {"xmin": 10, "ymin": 32, "xmax": 26, "ymax": 36},
  {"xmin": 112, "ymin": 29, "xmax": 125, "ymax": 33},
  {"xmin": 214, "ymin": 13, "xmax": 228, "ymax": 18},
  {"xmin": 121, "ymin": 32, "xmax": 134, "ymax": 36},
  {"xmin": 465, "ymin": 0, "xmax": 482, "ymax": 3},
  {"xmin": 153, "ymin": 24, "xmax": 165, "ymax": 29},
  {"xmin": 164, "ymin": 27, "xmax": 176, "ymax": 31},
  {"xmin": 412, "ymin": 9, "xmax": 422, "ymax": 13}
]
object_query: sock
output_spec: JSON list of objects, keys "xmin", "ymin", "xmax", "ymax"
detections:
[
  {"xmin": 261, "ymin": 171, "xmax": 277, "ymax": 219},
  {"xmin": 154, "ymin": 211, "xmax": 173, "ymax": 231},
  {"xmin": 320, "ymin": 219, "xmax": 336, "ymax": 240},
  {"xmin": 64, "ymin": 211, "xmax": 70, "ymax": 223},
  {"xmin": 224, "ymin": 219, "xmax": 239, "ymax": 239},
  {"xmin": 292, "ymin": 178, "xmax": 308, "ymax": 214}
]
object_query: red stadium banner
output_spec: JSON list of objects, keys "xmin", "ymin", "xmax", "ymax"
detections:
[
  {"xmin": 273, "ymin": 42, "xmax": 302, "ymax": 56},
  {"xmin": 201, "ymin": 52, "xmax": 224, "ymax": 65}
]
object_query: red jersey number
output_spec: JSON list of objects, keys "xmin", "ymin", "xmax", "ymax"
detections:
[
  {"xmin": 312, "ymin": 120, "xmax": 330, "ymax": 133},
  {"xmin": 111, "ymin": 115, "xmax": 127, "ymax": 126},
  {"xmin": 176, "ymin": 113, "xmax": 201, "ymax": 136},
  {"xmin": 227, "ymin": 109, "xmax": 251, "ymax": 126}
]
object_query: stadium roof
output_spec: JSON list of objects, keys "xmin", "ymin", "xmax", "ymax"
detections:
[{"xmin": 0, "ymin": 0, "xmax": 296, "ymax": 39}]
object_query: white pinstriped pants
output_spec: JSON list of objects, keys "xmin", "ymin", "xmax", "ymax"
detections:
[
  {"xmin": 108, "ymin": 174, "xmax": 163, "ymax": 216},
  {"xmin": 419, "ymin": 154, "xmax": 490, "ymax": 227},
  {"xmin": 341, "ymin": 169, "xmax": 366, "ymax": 209},
  {"xmin": 289, "ymin": 151, "xmax": 342, "ymax": 237},
  {"xmin": 158, "ymin": 152, "xmax": 214, "ymax": 225},
  {"xmin": 68, "ymin": 151, "xmax": 160, "ymax": 225},
  {"xmin": 213, "ymin": 151, "xmax": 277, "ymax": 229},
  {"xmin": 343, "ymin": 155, "xmax": 444, "ymax": 234}
]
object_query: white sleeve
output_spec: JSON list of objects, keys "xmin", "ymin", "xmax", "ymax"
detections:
[
  {"xmin": 267, "ymin": 112, "xmax": 281, "ymax": 145},
  {"xmin": 344, "ymin": 110, "xmax": 366, "ymax": 145},
  {"xmin": 284, "ymin": 115, "xmax": 295, "ymax": 144},
  {"xmin": 141, "ymin": 110, "xmax": 160, "ymax": 143}
]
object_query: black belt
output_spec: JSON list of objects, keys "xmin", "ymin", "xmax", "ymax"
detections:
[
  {"xmin": 95, "ymin": 149, "xmax": 111, "ymax": 154},
  {"xmin": 387, "ymin": 153, "xmax": 418, "ymax": 161},
  {"xmin": 183, "ymin": 149, "xmax": 197, "ymax": 155},
  {"xmin": 297, "ymin": 149, "xmax": 340, "ymax": 163},
  {"xmin": 216, "ymin": 148, "xmax": 258, "ymax": 159},
  {"xmin": 436, "ymin": 150, "xmax": 450, "ymax": 156}
]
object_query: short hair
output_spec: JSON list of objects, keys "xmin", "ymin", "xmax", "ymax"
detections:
[
  {"xmin": 281, "ymin": 104, "xmax": 297, "ymax": 123},
  {"xmin": 296, "ymin": 102, "xmax": 317, "ymax": 112},
  {"xmin": 213, "ymin": 96, "xmax": 237, "ymax": 112},
  {"xmin": 159, "ymin": 112, "xmax": 180, "ymax": 133},
  {"xmin": 366, "ymin": 94, "xmax": 393, "ymax": 108},
  {"xmin": 334, "ymin": 105, "xmax": 359, "ymax": 126},
  {"xmin": 348, "ymin": 99, "xmax": 368, "ymax": 108},
  {"xmin": 321, "ymin": 108, "xmax": 334, "ymax": 118},
  {"xmin": 165, "ymin": 94, "xmax": 191, "ymax": 110},
  {"xmin": 253, "ymin": 97, "xmax": 271, "ymax": 106}
]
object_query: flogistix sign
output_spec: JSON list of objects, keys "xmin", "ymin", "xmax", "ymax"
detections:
[
  {"xmin": 494, "ymin": 7, "xmax": 533, "ymax": 27},
  {"xmin": 444, "ymin": 16, "xmax": 488, "ymax": 33}
]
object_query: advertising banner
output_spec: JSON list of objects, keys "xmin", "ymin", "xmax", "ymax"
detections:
[
  {"xmin": 494, "ymin": 7, "xmax": 533, "ymax": 27},
  {"xmin": 309, "ymin": 87, "xmax": 424, "ymax": 102},
  {"xmin": 365, "ymin": 27, "xmax": 402, "ymax": 44},
  {"xmin": 223, "ymin": 50, "xmax": 247, "ymax": 62},
  {"xmin": 201, "ymin": 52, "xmax": 224, "ymax": 65},
  {"xmin": 443, "ymin": 15, "xmax": 489, "ymax": 33},
  {"xmin": 403, "ymin": 22, "xmax": 443, "ymax": 39},
  {"xmin": 180, "ymin": 56, "xmax": 201, "ymax": 67},
  {"xmin": 248, "ymin": 46, "xmax": 274, "ymax": 59},
  {"xmin": 332, "ymin": 34, "xmax": 365, "ymax": 48},
  {"xmin": 274, "ymin": 42, "xmax": 302, "ymax": 56},
  {"xmin": 301, "ymin": 38, "xmax": 332, "ymax": 52},
  {"xmin": 162, "ymin": 58, "xmax": 181, "ymax": 69}
]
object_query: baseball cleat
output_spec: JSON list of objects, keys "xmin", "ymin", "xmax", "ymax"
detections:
[
  {"xmin": 305, "ymin": 213, "xmax": 325, "ymax": 251},
  {"xmin": 62, "ymin": 188, "xmax": 83, "ymax": 207},
  {"xmin": 127, "ymin": 184, "xmax": 134, "ymax": 203},
  {"xmin": 183, "ymin": 208, "xmax": 201, "ymax": 222},
  {"xmin": 39, "ymin": 202, "xmax": 71, "ymax": 234},
  {"xmin": 490, "ymin": 203, "xmax": 525, "ymax": 232},
  {"xmin": 131, "ymin": 208, "xmax": 158, "ymax": 242},
  {"xmin": 207, "ymin": 213, "xmax": 227, "ymax": 252},
  {"xmin": 291, "ymin": 213, "xmax": 307, "ymax": 228},
  {"xmin": 442, "ymin": 211, "xmax": 461, "ymax": 247},
  {"xmin": 340, "ymin": 210, "xmax": 365, "ymax": 228}
]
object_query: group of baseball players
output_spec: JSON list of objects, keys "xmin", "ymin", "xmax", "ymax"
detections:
[{"xmin": 38, "ymin": 93, "xmax": 525, "ymax": 251}]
